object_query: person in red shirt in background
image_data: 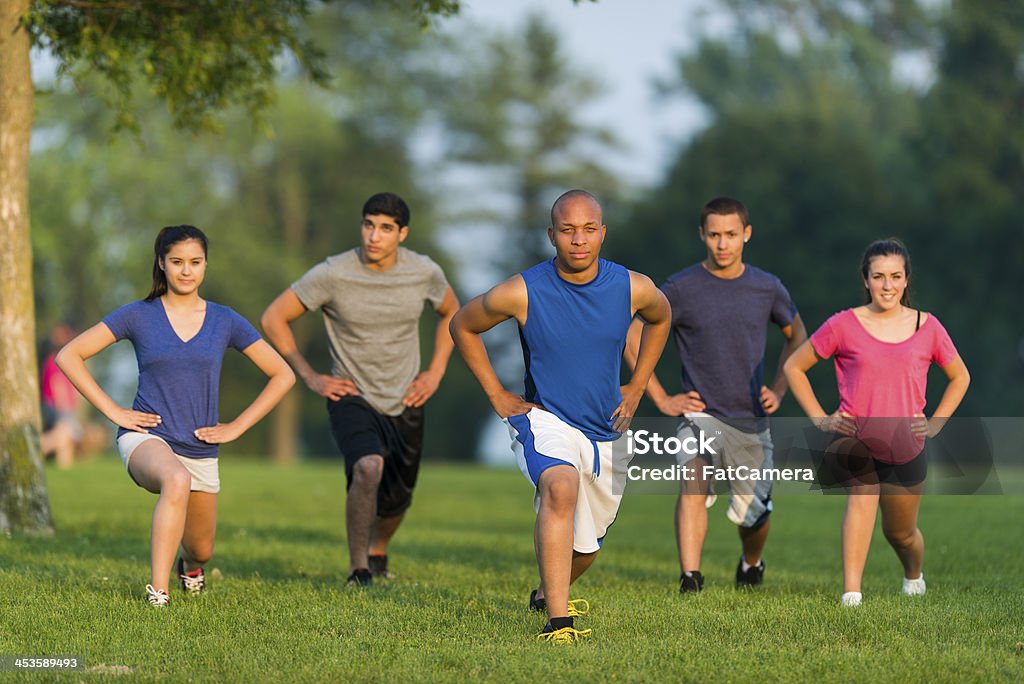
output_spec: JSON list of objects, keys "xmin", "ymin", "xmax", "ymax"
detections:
[
  {"xmin": 784, "ymin": 239, "xmax": 970, "ymax": 607},
  {"xmin": 40, "ymin": 323, "xmax": 82, "ymax": 469}
]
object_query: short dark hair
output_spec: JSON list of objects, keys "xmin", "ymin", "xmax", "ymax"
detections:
[
  {"xmin": 551, "ymin": 189, "xmax": 601, "ymax": 226},
  {"xmin": 700, "ymin": 196, "xmax": 749, "ymax": 230},
  {"xmin": 146, "ymin": 225, "xmax": 208, "ymax": 301},
  {"xmin": 362, "ymin": 192, "xmax": 410, "ymax": 228},
  {"xmin": 860, "ymin": 238, "xmax": 912, "ymax": 306}
]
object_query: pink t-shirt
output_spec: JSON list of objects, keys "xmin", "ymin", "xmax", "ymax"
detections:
[
  {"xmin": 810, "ymin": 308, "xmax": 958, "ymax": 463},
  {"xmin": 41, "ymin": 354, "xmax": 77, "ymax": 412}
]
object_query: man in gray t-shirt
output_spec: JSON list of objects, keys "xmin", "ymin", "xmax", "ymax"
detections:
[
  {"xmin": 261, "ymin": 192, "xmax": 458, "ymax": 587},
  {"xmin": 626, "ymin": 196, "xmax": 806, "ymax": 595}
]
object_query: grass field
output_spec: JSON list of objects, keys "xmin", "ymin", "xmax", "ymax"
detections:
[{"xmin": 1, "ymin": 457, "xmax": 1022, "ymax": 682}]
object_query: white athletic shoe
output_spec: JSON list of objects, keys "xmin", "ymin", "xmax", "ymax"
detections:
[
  {"xmin": 841, "ymin": 591, "xmax": 862, "ymax": 607},
  {"xmin": 146, "ymin": 584, "xmax": 170, "ymax": 608},
  {"xmin": 902, "ymin": 574, "xmax": 926, "ymax": 596}
]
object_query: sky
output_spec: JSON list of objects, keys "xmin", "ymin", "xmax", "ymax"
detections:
[{"xmin": 451, "ymin": 0, "xmax": 709, "ymax": 186}]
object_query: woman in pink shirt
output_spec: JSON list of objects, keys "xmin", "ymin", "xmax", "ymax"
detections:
[{"xmin": 784, "ymin": 239, "xmax": 970, "ymax": 607}]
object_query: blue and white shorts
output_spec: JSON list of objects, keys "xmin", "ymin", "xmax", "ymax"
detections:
[
  {"xmin": 677, "ymin": 412, "xmax": 773, "ymax": 528},
  {"xmin": 503, "ymin": 408, "xmax": 628, "ymax": 554}
]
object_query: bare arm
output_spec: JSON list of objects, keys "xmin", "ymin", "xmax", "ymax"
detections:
[
  {"xmin": 55, "ymin": 324, "xmax": 161, "ymax": 433},
  {"xmin": 612, "ymin": 272, "xmax": 671, "ymax": 431},
  {"xmin": 783, "ymin": 340, "xmax": 855, "ymax": 435},
  {"xmin": 260, "ymin": 288, "xmax": 359, "ymax": 401},
  {"xmin": 913, "ymin": 355, "xmax": 970, "ymax": 438},
  {"xmin": 195, "ymin": 340, "xmax": 296, "ymax": 444},
  {"xmin": 449, "ymin": 276, "xmax": 536, "ymax": 418},
  {"xmin": 623, "ymin": 316, "xmax": 706, "ymax": 416},
  {"xmin": 403, "ymin": 286, "xmax": 460, "ymax": 408},
  {"xmin": 761, "ymin": 313, "xmax": 808, "ymax": 414}
]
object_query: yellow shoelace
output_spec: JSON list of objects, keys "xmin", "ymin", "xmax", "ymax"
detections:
[
  {"xmin": 537, "ymin": 627, "xmax": 593, "ymax": 643},
  {"xmin": 567, "ymin": 598, "xmax": 590, "ymax": 617}
]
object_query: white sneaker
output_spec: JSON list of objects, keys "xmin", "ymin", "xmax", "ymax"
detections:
[
  {"xmin": 841, "ymin": 591, "xmax": 862, "ymax": 607},
  {"xmin": 177, "ymin": 557, "xmax": 206, "ymax": 596},
  {"xmin": 146, "ymin": 584, "xmax": 170, "ymax": 607},
  {"xmin": 902, "ymin": 574, "xmax": 926, "ymax": 596}
]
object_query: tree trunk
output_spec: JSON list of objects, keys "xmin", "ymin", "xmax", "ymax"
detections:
[
  {"xmin": 268, "ymin": 161, "xmax": 308, "ymax": 464},
  {"xmin": 0, "ymin": 0, "xmax": 53, "ymax": 535}
]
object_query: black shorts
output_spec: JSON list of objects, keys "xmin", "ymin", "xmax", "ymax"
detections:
[
  {"xmin": 817, "ymin": 436, "xmax": 928, "ymax": 490},
  {"xmin": 327, "ymin": 396, "xmax": 424, "ymax": 517}
]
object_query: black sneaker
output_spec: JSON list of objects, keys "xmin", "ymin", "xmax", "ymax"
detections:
[
  {"xmin": 346, "ymin": 568, "xmax": 373, "ymax": 587},
  {"xmin": 176, "ymin": 557, "xmax": 205, "ymax": 595},
  {"xmin": 529, "ymin": 589, "xmax": 546, "ymax": 612},
  {"xmin": 735, "ymin": 557, "xmax": 765, "ymax": 588},
  {"xmin": 679, "ymin": 570, "xmax": 704, "ymax": 594},
  {"xmin": 368, "ymin": 554, "xmax": 393, "ymax": 580}
]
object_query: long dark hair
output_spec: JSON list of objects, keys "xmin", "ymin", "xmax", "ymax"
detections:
[
  {"xmin": 146, "ymin": 225, "xmax": 209, "ymax": 301},
  {"xmin": 860, "ymin": 238, "xmax": 912, "ymax": 306}
]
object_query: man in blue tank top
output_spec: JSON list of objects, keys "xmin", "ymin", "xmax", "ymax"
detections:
[
  {"xmin": 626, "ymin": 196, "xmax": 806, "ymax": 595},
  {"xmin": 451, "ymin": 190, "xmax": 671, "ymax": 643}
]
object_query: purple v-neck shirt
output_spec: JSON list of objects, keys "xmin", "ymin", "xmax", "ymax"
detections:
[{"xmin": 102, "ymin": 298, "xmax": 261, "ymax": 458}]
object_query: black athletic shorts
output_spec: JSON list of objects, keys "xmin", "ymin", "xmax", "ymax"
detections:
[
  {"xmin": 817, "ymin": 436, "xmax": 928, "ymax": 490},
  {"xmin": 327, "ymin": 396, "xmax": 424, "ymax": 517}
]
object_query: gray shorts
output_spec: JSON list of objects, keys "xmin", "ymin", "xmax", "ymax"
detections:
[{"xmin": 677, "ymin": 413, "xmax": 773, "ymax": 528}]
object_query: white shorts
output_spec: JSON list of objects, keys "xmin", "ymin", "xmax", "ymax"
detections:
[
  {"xmin": 503, "ymin": 408, "xmax": 628, "ymax": 554},
  {"xmin": 116, "ymin": 432, "xmax": 220, "ymax": 494},
  {"xmin": 677, "ymin": 413, "xmax": 773, "ymax": 528}
]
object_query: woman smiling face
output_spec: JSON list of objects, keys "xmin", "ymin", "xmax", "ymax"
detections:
[{"xmin": 863, "ymin": 254, "xmax": 908, "ymax": 312}]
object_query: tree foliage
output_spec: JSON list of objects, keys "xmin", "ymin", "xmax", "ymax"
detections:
[
  {"xmin": 4, "ymin": 0, "xmax": 487, "ymax": 533},
  {"xmin": 615, "ymin": 0, "xmax": 1024, "ymax": 416}
]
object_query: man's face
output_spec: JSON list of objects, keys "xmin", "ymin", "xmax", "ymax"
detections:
[
  {"xmin": 548, "ymin": 197, "xmax": 606, "ymax": 273},
  {"xmin": 701, "ymin": 213, "xmax": 750, "ymax": 270},
  {"xmin": 360, "ymin": 213, "xmax": 407, "ymax": 265}
]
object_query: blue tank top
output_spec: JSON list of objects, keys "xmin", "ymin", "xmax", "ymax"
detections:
[{"xmin": 519, "ymin": 258, "xmax": 632, "ymax": 441}]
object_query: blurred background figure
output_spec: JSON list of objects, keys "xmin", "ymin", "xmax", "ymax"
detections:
[
  {"xmin": 40, "ymin": 323, "xmax": 81, "ymax": 468},
  {"xmin": 39, "ymin": 323, "xmax": 105, "ymax": 468}
]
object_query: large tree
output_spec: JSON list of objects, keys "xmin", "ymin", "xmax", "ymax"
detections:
[{"xmin": 0, "ymin": 0, "xmax": 462, "ymax": 534}]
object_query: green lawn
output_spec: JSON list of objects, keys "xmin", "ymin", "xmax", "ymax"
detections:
[{"xmin": 1, "ymin": 457, "xmax": 1022, "ymax": 682}]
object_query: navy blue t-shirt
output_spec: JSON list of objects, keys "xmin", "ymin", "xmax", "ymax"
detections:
[
  {"xmin": 102, "ymin": 298, "xmax": 261, "ymax": 458},
  {"xmin": 519, "ymin": 258, "xmax": 633, "ymax": 441},
  {"xmin": 661, "ymin": 264, "xmax": 796, "ymax": 421}
]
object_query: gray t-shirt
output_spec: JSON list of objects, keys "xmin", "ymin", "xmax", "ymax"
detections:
[
  {"xmin": 291, "ymin": 247, "xmax": 449, "ymax": 416},
  {"xmin": 661, "ymin": 263, "xmax": 796, "ymax": 421}
]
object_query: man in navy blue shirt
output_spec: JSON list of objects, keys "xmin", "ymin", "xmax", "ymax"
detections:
[{"xmin": 627, "ymin": 197, "xmax": 806, "ymax": 594}]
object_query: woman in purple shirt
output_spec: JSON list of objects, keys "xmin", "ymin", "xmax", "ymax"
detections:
[{"xmin": 57, "ymin": 225, "xmax": 294, "ymax": 607}]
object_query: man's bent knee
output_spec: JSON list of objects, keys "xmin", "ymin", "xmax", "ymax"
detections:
[
  {"xmin": 351, "ymin": 455, "xmax": 384, "ymax": 487},
  {"xmin": 539, "ymin": 465, "xmax": 579, "ymax": 512}
]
